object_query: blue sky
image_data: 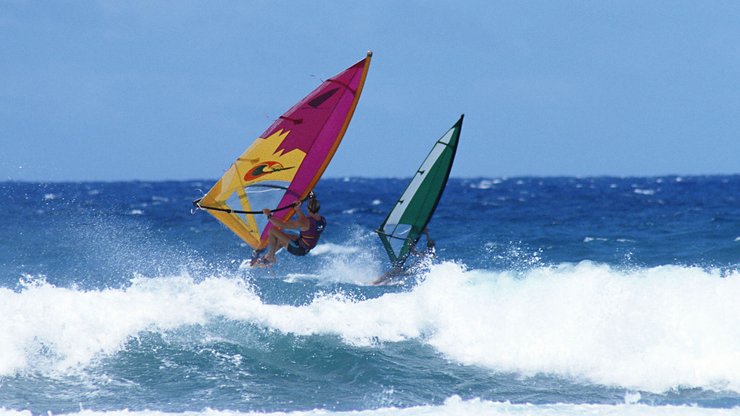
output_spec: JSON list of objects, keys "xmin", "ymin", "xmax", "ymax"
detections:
[{"xmin": 1, "ymin": 1, "xmax": 739, "ymax": 181}]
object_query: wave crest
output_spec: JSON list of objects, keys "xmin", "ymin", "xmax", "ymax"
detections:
[{"xmin": 2, "ymin": 262, "xmax": 739, "ymax": 394}]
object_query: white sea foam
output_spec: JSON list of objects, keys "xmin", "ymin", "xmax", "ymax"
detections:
[
  {"xmin": 633, "ymin": 188, "xmax": 656, "ymax": 195},
  {"xmin": 2, "ymin": 262, "xmax": 740, "ymax": 394},
  {"xmin": 616, "ymin": 238, "xmax": 636, "ymax": 243},
  {"xmin": 309, "ymin": 243, "xmax": 361, "ymax": 256},
  {"xmin": 0, "ymin": 273, "xmax": 262, "ymax": 376},
  {"xmin": 283, "ymin": 273, "xmax": 320, "ymax": 283},
  {"xmin": 470, "ymin": 179, "xmax": 497, "ymax": 190},
  {"xmin": 413, "ymin": 263, "xmax": 740, "ymax": 393},
  {"xmin": 2, "ymin": 396, "xmax": 739, "ymax": 416}
]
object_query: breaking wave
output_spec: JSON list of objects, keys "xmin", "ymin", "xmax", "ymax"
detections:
[{"xmin": 2, "ymin": 261, "xmax": 739, "ymax": 394}]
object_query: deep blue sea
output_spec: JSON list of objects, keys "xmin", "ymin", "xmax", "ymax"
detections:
[{"xmin": 1, "ymin": 176, "xmax": 739, "ymax": 416}]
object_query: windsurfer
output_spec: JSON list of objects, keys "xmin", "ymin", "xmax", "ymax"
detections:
[
  {"xmin": 253, "ymin": 196, "xmax": 326, "ymax": 266},
  {"xmin": 372, "ymin": 228, "xmax": 435, "ymax": 285},
  {"xmin": 418, "ymin": 228, "xmax": 436, "ymax": 257}
]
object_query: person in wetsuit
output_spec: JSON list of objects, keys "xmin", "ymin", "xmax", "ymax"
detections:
[{"xmin": 255, "ymin": 196, "xmax": 326, "ymax": 266}]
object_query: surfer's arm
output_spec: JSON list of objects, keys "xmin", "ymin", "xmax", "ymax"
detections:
[
  {"xmin": 263, "ymin": 208, "xmax": 300, "ymax": 230},
  {"xmin": 293, "ymin": 200, "xmax": 306, "ymax": 219},
  {"xmin": 291, "ymin": 201, "xmax": 310, "ymax": 231}
]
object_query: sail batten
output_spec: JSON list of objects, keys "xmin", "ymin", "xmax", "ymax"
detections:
[
  {"xmin": 376, "ymin": 115, "xmax": 464, "ymax": 266},
  {"xmin": 196, "ymin": 53, "xmax": 372, "ymax": 250}
]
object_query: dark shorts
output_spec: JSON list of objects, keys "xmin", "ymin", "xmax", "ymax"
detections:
[{"xmin": 287, "ymin": 239, "xmax": 308, "ymax": 256}]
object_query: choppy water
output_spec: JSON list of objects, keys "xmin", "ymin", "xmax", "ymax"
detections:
[{"xmin": 1, "ymin": 176, "xmax": 738, "ymax": 415}]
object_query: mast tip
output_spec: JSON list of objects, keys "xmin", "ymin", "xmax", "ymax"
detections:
[{"xmin": 366, "ymin": 50, "xmax": 373, "ymax": 57}]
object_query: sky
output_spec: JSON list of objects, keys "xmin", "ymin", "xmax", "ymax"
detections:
[{"xmin": 1, "ymin": 0, "xmax": 739, "ymax": 181}]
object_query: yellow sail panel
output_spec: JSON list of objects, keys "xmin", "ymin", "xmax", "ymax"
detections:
[{"xmin": 200, "ymin": 129, "xmax": 307, "ymax": 248}]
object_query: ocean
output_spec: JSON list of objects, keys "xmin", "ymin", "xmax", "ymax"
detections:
[{"xmin": 1, "ymin": 176, "xmax": 738, "ymax": 416}]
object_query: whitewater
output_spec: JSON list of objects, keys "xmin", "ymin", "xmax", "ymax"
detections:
[{"xmin": 3, "ymin": 262, "xmax": 740, "ymax": 391}]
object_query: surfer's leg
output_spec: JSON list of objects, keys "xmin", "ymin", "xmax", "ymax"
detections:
[
  {"xmin": 263, "ymin": 234, "xmax": 278, "ymax": 262},
  {"xmin": 264, "ymin": 227, "xmax": 295, "ymax": 262},
  {"xmin": 264, "ymin": 230, "xmax": 280, "ymax": 262}
]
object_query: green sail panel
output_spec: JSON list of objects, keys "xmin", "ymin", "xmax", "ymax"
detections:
[{"xmin": 376, "ymin": 115, "xmax": 463, "ymax": 266}]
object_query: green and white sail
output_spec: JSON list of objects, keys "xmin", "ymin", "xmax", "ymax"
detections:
[{"xmin": 376, "ymin": 115, "xmax": 463, "ymax": 266}]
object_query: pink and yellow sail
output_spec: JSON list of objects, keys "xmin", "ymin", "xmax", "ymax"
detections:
[{"xmin": 195, "ymin": 52, "xmax": 372, "ymax": 250}]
